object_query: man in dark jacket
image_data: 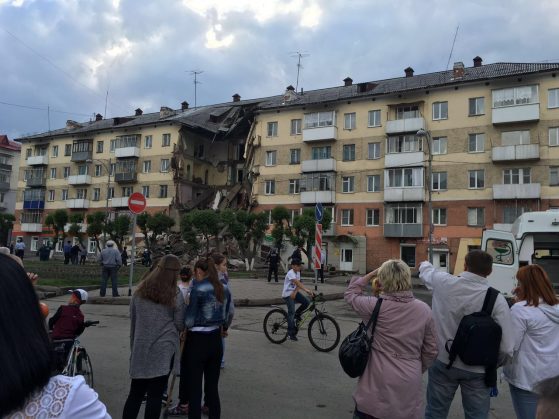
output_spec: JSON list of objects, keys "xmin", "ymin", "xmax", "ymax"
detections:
[
  {"xmin": 267, "ymin": 247, "xmax": 280, "ymax": 283},
  {"xmin": 70, "ymin": 243, "xmax": 80, "ymax": 265},
  {"xmin": 63, "ymin": 240, "xmax": 72, "ymax": 264}
]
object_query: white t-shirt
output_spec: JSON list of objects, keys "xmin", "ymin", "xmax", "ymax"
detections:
[
  {"xmin": 6, "ymin": 375, "xmax": 111, "ymax": 418},
  {"xmin": 282, "ymin": 269, "xmax": 300, "ymax": 298}
]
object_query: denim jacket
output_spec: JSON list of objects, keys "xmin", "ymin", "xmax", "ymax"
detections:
[{"xmin": 184, "ymin": 278, "xmax": 232, "ymax": 330}]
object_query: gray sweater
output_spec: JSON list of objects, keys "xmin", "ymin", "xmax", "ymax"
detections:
[{"xmin": 129, "ymin": 291, "xmax": 185, "ymax": 378}]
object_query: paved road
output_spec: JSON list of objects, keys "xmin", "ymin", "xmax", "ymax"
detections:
[{"xmin": 45, "ymin": 292, "xmax": 515, "ymax": 418}]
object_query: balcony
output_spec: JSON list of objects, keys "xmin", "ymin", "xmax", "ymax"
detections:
[
  {"xmin": 111, "ymin": 197, "xmax": 130, "ymax": 207},
  {"xmin": 115, "ymin": 147, "xmax": 140, "ymax": 158},
  {"xmin": 23, "ymin": 199, "xmax": 45, "ymax": 210},
  {"xmin": 492, "ymin": 183, "xmax": 541, "ymax": 200},
  {"xmin": 0, "ymin": 181, "xmax": 9, "ymax": 191},
  {"xmin": 384, "ymin": 151, "xmax": 424, "ymax": 168},
  {"xmin": 27, "ymin": 155, "xmax": 49, "ymax": 166},
  {"xmin": 492, "ymin": 144, "xmax": 540, "ymax": 162},
  {"xmin": 66, "ymin": 199, "xmax": 90, "ymax": 209},
  {"xmin": 27, "ymin": 176, "xmax": 46, "ymax": 187},
  {"xmin": 300, "ymin": 190, "xmax": 336, "ymax": 204},
  {"xmin": 385, "ymin": 117, "xmax": 425, "ymax": 134},
  {"xmin": 0, "ymin": 163, "xmax": 12, "ymax": 171},
  {"xmin": 302, "ymin": 126, "xmax": 338, "ymax": 142},
  {"xmin": 301, "ymin": 158, "xmax": 336, "ymax": 173},
  {"xmin": 21, "ymin": 223, "xmax": 43, "ymax": 233},
  {"xmin": 115, "ymin": 172, "xmax": 138, "ymax": 183},
  {"xmin": 64, "ymin": 223, "xmax": 88, "ymax": 233},
  {"xmin": 68, "ymin": 175, "xmax": 92, "ymax": 185},
  {"xmin": 384, "ymin": 187, "xmax": 425, "ymax": 202},
  {"xmin": 384, "ymin": 223, "xmax": 423, "ymax": 238},
  {"xmin": 71, "ymin": 150, "xmax": 92, "ymax": 162},
  {"xmin": 492, "ymin": 103, "xmax": 539, "ymax": 124}
]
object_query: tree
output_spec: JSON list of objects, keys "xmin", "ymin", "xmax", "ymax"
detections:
[
  {"xmin": 0, "ymin": 213, "xmax": 15, "ymax": 246},
  {"xmin": 45, "ymin": 209, "xmax": 68, "ymax": 249},
  {"xmin": 103, "ymin": 215, "xmax": 131, "ymax": 250},
  {"xmin": 291, "ymin": 208, "xmax": 332, "ymax": 270},
  {"xmin": 181, "ymin": 209, "xmax": 221, "ymax": 256},
  {"xmin": 221, "ymin": 209, "xmax": 267, "ymax": 271},
  {"xmin": 270, "ymin": 206, "xmax": 290, "ymax": 249},
  {"xmin": 68, "ymin": 212, "xmax": 85, "ymax": 243},
  {"xmin": 86, "ymin": 211, "xmax": 105, "ymax": 252}
]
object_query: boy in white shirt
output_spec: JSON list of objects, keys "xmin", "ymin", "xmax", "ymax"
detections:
[{"xmin": 282, "ymin": 258, "xmax": 314, "ymax": 341}]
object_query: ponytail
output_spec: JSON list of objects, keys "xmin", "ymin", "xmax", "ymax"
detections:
[{"xmin": 194, "ymin": 257, "xmax": 224, "ymax": 303}]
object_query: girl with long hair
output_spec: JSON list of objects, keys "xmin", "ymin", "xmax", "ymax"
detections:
[
  {"xmin": 123, "ymin": 254, "xmax": 185, "ymax": 419},
  {"xmin": 211, "ymin": 253, "xmax": 235, "ymax": 369}
]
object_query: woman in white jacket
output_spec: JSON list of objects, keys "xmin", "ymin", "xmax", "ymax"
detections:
[{"xmin": 503, "ymin": 264, "xmax": 559, "ymax": 419}]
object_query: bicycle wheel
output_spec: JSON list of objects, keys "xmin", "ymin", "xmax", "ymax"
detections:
[
  {"xmin": 76, "ymin": 349, "xmax": 94, "ymax": 388},
  {"xmin": 308, "ymin": 314, "xmax": 340, "ymax": 352},
  {"xmin": 263, "ymin": 308, "xmax": 289, "ymax": 344}
]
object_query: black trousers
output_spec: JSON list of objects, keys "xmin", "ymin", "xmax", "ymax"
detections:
[
  {"xmin": 122, "ymin": 374, "xmax": 168, "ymax": 419},
  {"xmin": 319, "ymin": 264, "xmax": 324, "ymax": 283},
  {"xmin": 186, "ymin": 330, "xmax": 223, "ymax": 419},
  {"xmin": 267, "ymin": 263, "xmax": 278, "ymax": 282}
]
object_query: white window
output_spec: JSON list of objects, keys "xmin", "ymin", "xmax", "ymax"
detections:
[
  {"xmin": 548, "ymin": 88, "xmax": 559, "ymax": 108},
  {"xmin": 96, "ymin": 141, "xmax": 103, "ymax": 153},
  {"xmin": 395, "ymin": 105, "xmax": 419, "ymax": 120},
  {"xmin": 493, "ymin": 85, "xmax": 539, "ymax": 108},
  {"xmin": 502, "ymin": 130, "xmax": 530, "ymax": 146},
  {"xmin": 108, "ymin": 187, "xmax": 114, "ymax": 199},
  {"xmin": 432, "ymin": 137, "xmax": 447, "ymax": 155},
  {"xmin": 367, "ymin": 175, "xmax": 380, "ymax": 192},
  {"xmin": 160, "ymin": 159, "xmax": 170, "ymax": 172},
  {"xmin": 290, "ymin": 149, "xmax": 301, "ymax": 164},
  {"xmin": 385, "ymin": 204, "xmax": 422, "ymax": 224},
  {"xmin": 289, "ymin": 209, "xmax": 300, "ymax": 224},
  {"xmin": 144, "ymin": 135, "xmax": 152, "ymax": 149},
  {"xmin": 110, "ymin": 139, "xmax": 116, "ymax": 152},
  {"xmin": 288, "ymin": 179, "xmax": 300, "ymax": 194},
  {"xmin": 159, "ymin": 185, "xmax": 168, "ymax": 198},
  {"xmin": 48, "ymin": 190, "xmax": 55, "ymax": 201},
  {"xmin": 468, "ymin": 133, "xmax": 485, "ymax": 153},
  {"xmin": 343, "ymin": 144, "xmax": 355, "ymax": 161},
  {"xmin": 549, "ymin": 127, "xmax": 559, "ymax": 146},
  {"xmin": 77, "ymin": 165, "xmax": 88, "ymax": 175},
  {"xmin": 432, "ymin": 101, "xmax": 448, "ymax": 120},
  {"xmin": 265, "ymin": 151, "xmax": 277, "ymax": 166},
  {"xmin": 468, "ymin": 208, "xmax": 485, "ymax": 226},
  {"xmin": 76, "ymin": 188, "xmax": 87, "ymax": 199},
  {"xmin": 503, "ymin": 168, "xmax": 531, "ymax": 185},
  {"xmin": 386, "ymin": 168, "xmax": 423, "ymax": 188},
  {"xmin": 93, "ymin": 188, "xmax": 100, "ymax": 201},
  {"xmin": 110, "ymin": 163, "xmax": 116, "ymax": 176},
  {"xmin": 344, "ymin": 112, "xmax": 356, "ymax": 130},
  {"xmin": 290, "ymin": 119, "xmax": 302, "ymax": 135},
  {"xmin": 469, "ymin": 97, "xmax": 485, "ymax": 115},
  {"xmin": 432, "ymin": 172, "xmax": 447, "ymax": 190},
  {"xmin": 143, "ymin": 160, "xmax": 151, "ymax": 173},
  {"xmin": 387, "ymin": 135, "xmax": 422, "ymax": 153},
  {"xmin": 368, "ymin": 142, "xmax": 380, "ymax": 159},
  {"xmin": 31, "ymin": 236, "xmax": 39, "ymax": 252},
  {"xmin": 342, "ymin": 176, "xmax": 355, "ymax": 193},
  {"xmin": 63, "ymin": 167, "xmax": 70, "ymax": 178},
  {"xmin": 122, "ymin": 186, "xmax": 133, "ymax": 197},
  {"xmin": 88, "ymin": 238, "xmax": 97, "ymax": 253},
  {"xmin": 267, "ymin": 122, "xmax": 278, "ymax": 137},
  {"xmin": 469, "ymin": 170, "xmax": 485, "ymax": 189},
  {"xmin": 50, "ymin": 168, "xmax": 56, "ymax": 179},
  {"xmin": 162, "ymin": 133, "xmax": 171, "ymax": 147},
  {"xmin": 366, "ymin": 209, "xmax": 380, "ymax": 226},
  {"xmin": 341, "ymin": 209, "xmax": 354, "ymax": 226},
  {"xmin": 51, "ymin": 145, "xmax": 58, "ymax": 157},
  {"xmin": 142, "ymin": 185, "xmax": 150, "ymax": 198},
  {"xmin": 504, "ymin": 207, "xmax": 528, "ymax": 224},
  {"xmin": 311, "ymin": 146, "xmax": 331, "ymax": 159},
  {"xmin": 550, "ymin": 167, "xmax": 559, "ymax": 186},
  {"xmin": 62, "ymin": 189, "xmax": 69, "ymax": 200},
  {"xmin": 433, "ymin": 208, "xmax": 447, "ymax": 225},
  {"xmin": 304, "ymin": 111, "xmax": 334, "ymax": 129},
  {"xmin": 95, "ymin": 165, "xmax": 102, "ymax": 176},
  {"xmin": 368, "ymin": 110, "xmax": 381, "ymax": 127},
  {"xmin": 64, "ymin": 144, "xmax": 71, "ymax": 156},
  {"xmin": 265, "ymin": 180, "xmax": 275, "ymax": 195}
]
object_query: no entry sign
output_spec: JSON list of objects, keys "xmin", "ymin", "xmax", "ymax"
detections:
[{"xmin": 128, "ymin": 192, "xmax": 146, "ymax": 214}]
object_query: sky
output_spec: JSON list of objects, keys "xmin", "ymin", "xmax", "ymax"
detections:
[{"xmin": 1, "ymin": 0, "xmax": 559, "ymax": 139}]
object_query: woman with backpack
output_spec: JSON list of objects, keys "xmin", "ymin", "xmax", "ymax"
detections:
[{"xmin": 503, "ymin": 264, "xmax": 559, "ymax": 419}]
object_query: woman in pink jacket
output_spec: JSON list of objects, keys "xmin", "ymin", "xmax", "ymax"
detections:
[{"xmin": 345, "ymin": 259, "xmax": 438, "ymax": 419}]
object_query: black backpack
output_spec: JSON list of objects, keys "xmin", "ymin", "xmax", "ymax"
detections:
[{"xmin": 446, "ymin": 287, "xmax": 502, "ymax": 376}]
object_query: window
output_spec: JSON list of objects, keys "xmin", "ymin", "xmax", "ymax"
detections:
[
  {"xmin": 288, "ymin": 179, "xmax": 300, "ymax": 194},
  {"xmin": 51, "ymin": 145, "xmax": 58, "ymax": 157},
  {"xmin": 96, "ymin": 141, "xmax": 104, "ymax": 153},
  {"xmin": 94, "ymin": 165, "xmax": 102, "ymax": 176},
  {"xmin": 265, "ymin": 150, "xmax": 277, "ymax": 166},
  {"xmin": 549, "ymin": 128, "xmax": 559, "ymax": 146},
  {"xmin": 159, "ymin": 185, "xmax": 168, "ymax": 198},
  {"xmin": 144, "ymin": 135, "xmax": 152, "ymax": 149},
  {"xmin": 368, "ymin": 110, "xmax": 381, "ymax": 127},
  {"xmin": 432, "ymin": 101, "xmax": 448, "ymax": 120},
  {"xmin": 290, "ymin": 119, "xmax": 302, "ymax": 135},
  {"xmin": 142, "ymin": 185, "xmax": 150, "ymax": 198},
  {"xmin": 88, "ymin": 238, "xmax": 97, "ymax": 253},
  {"xmin": 368, "ymin": 142, "xmax": 381, "ymax": 159},
  {"xmin": 341, "ymin": 209, "xmax": 354, "ymax": 226},
  {"xmin": 62, "ymin": 189, "xmax": 69, "ymax": 200},
  {"xmin": 468, "ymin": 208, "xmax": 485, "ymax": 226},
  {"xmin": 304, "ymin": 111, "xmax": 334, "ymax": 128},
  {"xmin": 93, "ymin": 188, "xmax": 100, "ymax": 201},
  {"xmin": 469, "ymin": 97, "xmax": 485, "ymax": 115},
  {"xmin": 48, "ymin": 190, "xmax": 55, "ymax": 201},
  {"xmin": 108, "ymin": 187, "xmax": 114, "ymax": 199},
  {"xmin": 64, "ymin": 144, "xmax": 71, "ymax": 156},
  {"xmin": 366, "ymin": 209, "xmax": 380, "ymax": 226},
  {"xmin": 311, "ymin": 146, "xmax": 331, "ymax": 159},
  {"xmin": 396, "ymin": 105, "xmax": 420, "ymax": 120},
  {"xmin": 76, "ymin": 188, "xmax": 87, "ymax": 199},
  {"xmin": 432, "ymin": 137, "xmax": 447, "ymax": 155},
  {"xmin": 433, "ymin": 208, "xmax": 447, "ymax": 225},
  {"xmin": 50, "ymin": 168, "xmax": 56, "ymax": 179},
  {"xmin": 122, "ymin": 186, "xmax": 133, "ymax": 197},
  {"xmin": 289, "ymin": 209, "xmax": 300, "ymax": 225},
  {"xmin": 504, "ymin": 207, "xmax": 528, "ymax": 224},
  {"xmin": 162, "ymin": 133, "xmax": 171, "ymax": 147},
  {"xmin": 25, "ymin": 148, "xmax": 32, "ymax": 159},
  {"xmin": 195, "ymin": 144, "xmax": 205, "ymax": 159},
  {"xmin": 267, "ymin": 122, "xmax": 278, "ymax": 137},
  {"xmin": 385, "ymin": 204, "xmax": 422, "ymax": 224},
  {"xmin": 342, "ymin": 144, "xmax": 355, "ymax": 161},
  {"xmin": 344, "ymin": 112, "xmax": 356, "ymax": 130},
  {"xmin": 387, "ymin": 135, "xmax": 423, "ymax": 153},
  {"xmin": 110, "ymin": 139, "xmax": 116, "ymax": 152},
  {"xmin": 30, "ymin": 236, "xmax": 39, "ymax": 252},
  {"xmin": 342, "ymin": 176, "xmax": 355, "ymax": 193},
  {"xmin": 493, "ymin": 85, "xmax": 539, "ymax": 108},
  {"xmin": 63, "ymin": 167, "xmax": 70, "ymax": 178},
  {"xmin": 432, "ymin": 172, "xmax": 448, "ymax": 190},
  {"xmin": 503, "ymin": 168, "xmax": 531, "ymax": 184},
  {"xmin": 160, "ymin": 159, "xmax": 170, "ymax": 172},
  {"xmin": 548, "ymin": 88, "xmax": 559, "ymax": 108},
  {"xmin": 300, "ymin": 173, "xmax": 335, "ymax": 192},
  {"xmin": 289, "ymin": 149, "xmax": 301, "ymax": 164},
  {"xmin": 265, "ymin": 180, "xmax": 275, "ymax": 195},
  {"xmin": 143, "ymin": 160, "xmax": 151, "ymax": 173},
  {"xmin": 502, "ymin": 130, "xmax": 530, "ymax": 146},
  {"xmin": 468, "ymin": 133, "xmax": 485, "ymax": 152},
  {"xmin": 77, "ymin": 165, "xmax": 88, "ymax": 175},
  {"xmin": 386, "ymin": 168, "xmax": 423, "ymax": 187},
  {"xmin": 400, "ymin": 245, "xmax": 416, "ymax": 267},
  {"xmin": 367, "ymin": 175, "xmax": 380, "ymax": 192},
  {"xmin": 551, "ymin": 167, "xmax": 559, "ymax": 186},
  {"xmin": 469, "ymin": 170, "xmax": 485, "ymax": 189},
  {"xmin": 110, "ymin": 163, "xmax": 116, "ymax": 176}
]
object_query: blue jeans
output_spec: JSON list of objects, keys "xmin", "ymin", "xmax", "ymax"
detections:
[
  {"xmin": 284, "ymin": 293, "xmax": 309, "ymax": 337},
  {"xmin": 425, "ymin": 359, "xmax": 490, "ymax": 419},
  {"xmin": 101, "ymin": 266, "xmax": 119, "ymax": 297},
  {"xmin": 509, "ymin": 384, "xmax": 538, "ymax": 419}
]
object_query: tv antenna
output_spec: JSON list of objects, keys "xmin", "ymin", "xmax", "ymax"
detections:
[
  {"xmin": 445, "ymin": 25, "xmax": 460, "ymax": 70},
  {"xmin": 290, "ymin": 51, "xmax": 309, "ymax": 92},
  {"xmin": 187, "ymin": 70, "xmax": 204, "ymax": 108}
]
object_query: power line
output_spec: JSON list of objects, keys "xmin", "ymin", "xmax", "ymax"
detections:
[{"xmin": 0, "ymin": 100, "xmax": 92, "ymax": 117}]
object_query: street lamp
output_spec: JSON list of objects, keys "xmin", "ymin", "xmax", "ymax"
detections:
[
  {"xmin": 416, "ymin": 128, "xmax": 434, "ymax": 264},
  {"xmin": 87, "ymin": 158, "xmax": 112, "ymax": 243}
]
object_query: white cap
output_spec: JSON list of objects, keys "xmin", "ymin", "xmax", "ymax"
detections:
[
  {"xmin": 106, "ymin": 240, "xmax": 115, "ymax": 247},
  {"xmin": 70, "ymin": 289, "xmax": 88, "ymax": 304}
]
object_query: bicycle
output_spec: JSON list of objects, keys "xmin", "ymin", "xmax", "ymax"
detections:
[
  {"xmin": 52, "ymin": 320, "xmax": 99, "ymax": 388},
  {"xmin": 263, "ymin": 293, "xmax": 340, "ymax": 352}
]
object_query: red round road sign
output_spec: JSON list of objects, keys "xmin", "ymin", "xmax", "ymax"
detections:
[{"xmin": 128, "ymin": 192, "xmax": 146, "ymax": 214}]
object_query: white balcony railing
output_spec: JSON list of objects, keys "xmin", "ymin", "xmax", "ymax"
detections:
[
  {"xmin": 21, "ymin": 223, "xmax": 43, "ymax": 232},
  {"xmin": 385, "ymin": 117, "xmax": 425, "ymax": 134},
  {"xmin": 110, "ymin": 197, "xmax": 130, "ymax": 207},
  {"xmin": 491, "ymin": 144, "xmax": 540, "ymax": 161},
  {"xmin": 492, "ymin": 103, "xmax": 540, "ymax": 124},
  {"xmin": 300, "ymin": 190, "xmax": 336, "ymax": 204},
  {"xmin": 67, "ymin": 175, "xmax": 92, "ymax": 185},
  {"xmin": 27, "ymin": 155, "xmax": 49, "ymax": 165},
  {"xmin": 301, "ymin": 158, "xmax": 337, "ymax": 172},
  {"xmin": 66, "ymin": 199, "xmax": 90, "ymax": 209},
  {"xmin": 384, "ymin": 151, "xmax": 424, "ymax": 168},
  {"xmin": 115, "ymin": 146, "xmax": 140, "ymax": 158},
  {"xmin": 492, "ymin": 183, "xmax": 541, "ymax": 200},
  {"xmin": 383, "ymin": 187, "xmax": 425, "ymax": 202},
  {"xmin": 302, "ymin": 126, "xmax": 338, "ymax": 142}
]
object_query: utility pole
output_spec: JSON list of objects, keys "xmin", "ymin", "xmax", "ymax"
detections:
[
  {"xmin": 290, "ymin": 51, "xmax": 309, "ymax": 92},
  {"xmin": 188, "ymin": 70, "xmax": 204, "ymax": 108},
  {"xmin": 417, "ymin": 129, "xmax": 434, "ymax": 264}
]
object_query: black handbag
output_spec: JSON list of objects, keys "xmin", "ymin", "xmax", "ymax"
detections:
[{"xmin": 338, "ymin": 298, "xmax": 383, "ymax": 378}]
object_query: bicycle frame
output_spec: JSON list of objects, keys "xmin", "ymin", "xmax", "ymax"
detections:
[{"xmin": 61, "ymin": 339, "xmax": 82, "ymax": 377}]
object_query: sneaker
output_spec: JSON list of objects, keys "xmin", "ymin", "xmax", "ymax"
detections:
[
  {"xmin": 288, "ymin": 335, "xmax": 298, "ymax": 341},
  {"xmin": 167, "ymin": 403, "xmax": 189, "ymax": 416},
  {"xmin": 202, "ymin": 404, "xmax": 210, "ymax": 415},
  {"xmin": 220, "ymin": 360, "xmax": 225, "ymax": 369},
  {"xmin": 161, "ymin": 393, "xmax": 169, "ymax": 405}
]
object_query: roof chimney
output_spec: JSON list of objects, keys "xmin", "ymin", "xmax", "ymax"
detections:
[
  {"xmin": 66, "ymin": 120, "xmax": 82, "ymax": 129},
  {"xmin": 404, "ymin": 67, "xmax": 414, "ymax": 77},
  {"xmin": 286, "ymin": 85, "xmax": 295, "ymax": 91},
  {"xmin": 343, "ymin": 77, "xmax": 353, "ymax": 86},
  {"xmin": 232, "ymin": 93, "xmax": 241, "ymax": 102},
  {"xmin": 135, "ymin": 108, "xmax": 143, "ymax": 116},
  {"xmin": 95, "ymin": 113, "xmax": 103, "ymax": 121},
  {"xmin": 453, "ymin": 62, "xmax": 465, "ymax": 79},
  {"xmin": 159, "ymin": 106, "xmax": 174, "ymax": 118},
  {"xmin": 473, "ymin": 56, "xmax": 483, "ymax": 67},
  {"xmin": 181, "ymin": 101, "xmax": 189, "ymax": 111}
]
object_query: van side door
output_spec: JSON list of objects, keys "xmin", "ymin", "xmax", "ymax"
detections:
[{"xmin": 482, "ymin": 229, "xmax": 518, "ymax": 297}]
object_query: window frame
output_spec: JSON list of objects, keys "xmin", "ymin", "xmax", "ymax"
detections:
[
  {"xmin": 367, "ymin": 175, "xmax": 380, "ymax": 192},
  {"xmin": 96, "ymin": 141, "xmax": 104, "ymax": 153},
  {"xmin": 288, "ymin": 179, "xmax": 300, "ymax": 194},
  {"xmin": 142, "ymin": 185, "xmax": 150, "ymax": 198},
  {"xmin": 267, "ymin": 121, "xmax": 278, "ymax": 137},
  {"xmin": 368, "ymin": 110, "xmax": 381, "ymax": 127},
  {"xmin": 290, "ymin": 119, "xmax": 302, "ymax": 135},
  {"xmin": 433, "ymin": 208, "xmax": 447, "ymax": 225},
  {"xmin": 467, "ymin": 207, "xmax": 485, "ymax": 227},
  {"xmin": 367, "ymin": 142, "xmax": 381, "ymax": 159},
  {"xmin": 162, "ymin": 133, "xmax": 171, "ymax": 147},
  {"xmin": 160, "ymin": 159, "xmax": 170, "ymax": 173},
  {"xmin": 51, "ymin": 145, "xmax": 59, "ymax": 158},
  {"xmin": 159, "ymin": 184, "xmax": 168, "ymax": 198},
  {"xmin": 432, "ymin": 101, "xmax": 448, "ymax": 120},
  {"xmin": 551, "ymin": 166, "xmax": 559, "ymax": 186},
  {"xmin": 265, "ymin": 150, "xmax": 277, "ymax": 166},
  {"xmin": 344, "ymin": 112, "xmax": 356, "ymax": 130},
  {"xmin": 549, "ymin": 127, "xmax": 559, "ymax": 146},
  {"xmin": 341, "ymin": 209, "xmax": 354, "ymax": 226},
  {"xmin": 143, "ymin": 160, "xmax": 151, "ymax": 173},
  {"xmin": 548, "ymin": 88, "xmax": 559, "ymax": 109},
  {"xmin": 289, "ymin": 148, "xmax": 301, "ymax": 164},
  {"xmin": 468, "ymin": 169, "xmax": 485, "ymax": 189},
  {"xmin": 468, "ymin": 133, "xmax": 485, "ymax": 153},
  {"xmin": 342, "ymin": 144, "xmax": 356, "ymax": 161},
  {"xmin": 432, "ymin": 171, "xmax": 448, "ymax": 191},
  {"xmin": 342, "ymin": 176, "xmax": 355, "ymax": 193},
  {"xmin": 432, "ymin": 137, "xmax": 447, "ymax": 155},
  {"xmin": 144, "ymin": 135, "xmax": 153, "ymax": 149},
  {"xmin": 468, "ymin": 97, "xmax": 485, "ymax": 116},
  {"xmin": 264, "ymin": 180, "xmax": 276, "ymax": 195},
  {"xmin": 366, "ymin": 208, "xmax": 380, "ymax": 226}
]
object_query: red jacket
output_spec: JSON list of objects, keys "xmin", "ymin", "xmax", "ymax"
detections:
[{"xmin": 48, "ymin": 305, "xmax": 85, "ymax": 340}]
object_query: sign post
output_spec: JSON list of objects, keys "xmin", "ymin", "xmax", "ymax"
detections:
[
  {"xmin": 314, "ymin": 203, "xmax": 323, "ymax": 292},
  {"xmin": 128, "ymin": 193, "xmax": 147, "ymax": 297}
]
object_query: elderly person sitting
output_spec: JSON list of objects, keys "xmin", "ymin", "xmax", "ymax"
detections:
[{"xmin": 344, "ymin": 259, "xmax": 438, "ymax": 419}]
